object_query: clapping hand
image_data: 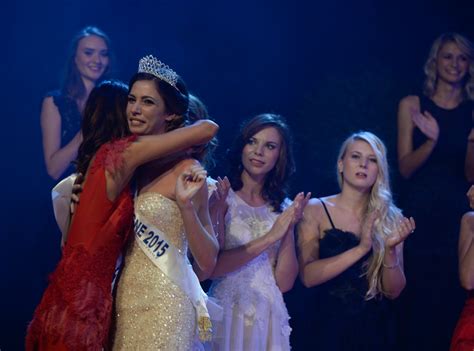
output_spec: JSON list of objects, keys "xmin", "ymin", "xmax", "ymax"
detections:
[
  {"xmin": 385, "ymin": 216, "xmax": 416, "ymax": 249},
  {"xmin": 209, "ymin": 176, "xmax": 231, "ymax": 209},
  {"xmin": 359, "ymin": 211, "xmax": 378, "ymax": 253},
  {"xmin": 410, "ymin": 108, "xmax": 439, "ymax": 142},
  {"xmin": 269, "ymin": 192, "xmax": 311, "ymax": 242},
  {"xmin": 291, "ymin": 191, "xmax": 311, "ymax": 225}
]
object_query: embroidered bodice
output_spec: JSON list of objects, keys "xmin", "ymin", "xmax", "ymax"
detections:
[{"xmin": 210, "ymin": 189, "xmax": 285, "ymax": 315}]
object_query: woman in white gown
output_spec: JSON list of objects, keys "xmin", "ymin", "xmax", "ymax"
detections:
[{"xmin": 208, "ymin": 114, "xmax": 309, "ymax": 351}]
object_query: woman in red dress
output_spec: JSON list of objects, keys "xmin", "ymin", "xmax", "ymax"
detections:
[
  {"xmin": 25, "ymin": 79, "xmax": 218, "ymax": 351},
  {"xmin": 451, "ymin": 185, "xmax": 474, "ymax": 351}
]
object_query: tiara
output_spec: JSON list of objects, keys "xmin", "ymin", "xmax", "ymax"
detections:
[{"xmin": 138, "ymin": 55, "xmax": 178, "ymax": 89}]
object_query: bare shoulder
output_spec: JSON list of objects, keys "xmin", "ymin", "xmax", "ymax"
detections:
[
  {"xmin": 41, "ymin": 96, "xmax": 60, "ymax": 118},
  {"xmin": 302, "ymin": 197, "xmax": 327, "ymax": 224},
  {"xmin": 42, "ymin": 95, "xmax": 54, "ymax": 106},
  {"xmin": 319, "ymin": 194, "xmax": 339, "ymax": 210},
  {"xmin": 399, "ymin": 95, "xmax": 420, "ymax": 110},
  {"xmin": 305, "ymin": 197, "xmax": 323, "ymax": 214},
  {"xmin": 461, "ymin": 211, "xmax": 474, "ymax": 230},
  {"xmin": 298, "ymin": 197, "xmax": 326, "ymax": 245}
]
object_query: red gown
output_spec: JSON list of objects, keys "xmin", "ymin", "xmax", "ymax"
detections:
[
  {"xmin": 451, "ymin": 291, "xmax": 474, "ymax": 351},
  {"xmin": 26, "ymin": 136, "xmax": 136, "ymax": 351}
]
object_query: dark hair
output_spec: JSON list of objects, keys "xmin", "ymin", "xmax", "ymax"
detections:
[
  {"xmin": 128, "ymin": 72, "xmax": 189, "ymax": 132},
  {"xmin": 76, "ymin": 80, "xmax": 130, "ymax": 174},
  {"xmin": 228, "ymin": 113, "xmax": 295, "ymax": 212},
  {"xmin": 187, "ymin": 94, "xmax": 218, "ymax": 168},
  {"xmin": 62, "ymin": 26, "xmax": 114, "ymax": 100}
]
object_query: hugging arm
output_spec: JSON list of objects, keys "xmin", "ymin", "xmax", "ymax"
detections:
[{"xmin": 106, "ymin": 120, "xmax": 218, "ymax": 201}]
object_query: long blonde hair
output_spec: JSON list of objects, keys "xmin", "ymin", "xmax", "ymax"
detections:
[
  {"xmin": 423, "ymin": 32, "xmax": 474, "ymax": 100},
  {"xmin": 337, "ymin": 131, "xmax": 402, "ymax": 299}
]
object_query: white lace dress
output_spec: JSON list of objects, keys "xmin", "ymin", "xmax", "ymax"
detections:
[{"xmin": 208, "ymin": 189, "xmax": 291, "ymax": 351}]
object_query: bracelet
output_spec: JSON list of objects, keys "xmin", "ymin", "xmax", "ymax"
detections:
[{"xmin": 382, "ymin": 255, "xmax": 399, "ymax": 269}]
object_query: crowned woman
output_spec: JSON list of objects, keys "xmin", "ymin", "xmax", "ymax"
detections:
[{"xmin": 110, "ymin": 55, "xmax": 220, "ymax": 351}]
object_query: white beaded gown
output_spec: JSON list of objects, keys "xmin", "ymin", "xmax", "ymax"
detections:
[{"xmin": 209, "ymin": 189, "xmax": 291, "ymax": 351}]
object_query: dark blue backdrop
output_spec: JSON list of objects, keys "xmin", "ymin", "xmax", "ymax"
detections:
[{"xmin": 1, "ymin": 0, "xmax": 473, "ymax": 349}]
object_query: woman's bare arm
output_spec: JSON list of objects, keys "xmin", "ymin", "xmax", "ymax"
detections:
[
  {"xmin": 397, "ymin": 96, "xmax": 437, "ymax": 179},
  {"xmin": 464, "ymin": 127, "xmax": 474, "ymax": 183},
  {"xmin": 41, "ymin": 97, "xmax": 82, "ymax": 180},
  {"xmin": 274, "ymin": 225, "xmax": 298, "ymax": 293},
  {"xmin": 298, "ymin": 199, "xmax": 371, "ymax": 288},
  {"xmin": 106, "ymin": 120, "xmax": 218, "ymax": 201},
  {"xmin": 459, "ymin": 212, "xmax": 474, "ymax": 290},
  {"xmin": 177, "ymin": 161, "xmax": 219, "ymax": 280}
]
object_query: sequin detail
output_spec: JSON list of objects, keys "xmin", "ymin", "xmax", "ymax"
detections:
[{"xmin": 112, "ymin": 193, "xmax": 198, "ymax": 350}]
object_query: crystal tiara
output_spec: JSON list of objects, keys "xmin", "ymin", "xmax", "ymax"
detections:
[{"xmin": 138, "ymin": 55, "xmax": 178, "ymax": 89}]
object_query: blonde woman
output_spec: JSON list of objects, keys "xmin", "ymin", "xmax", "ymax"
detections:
[
  {"xmin": 298, "ymin": 131, "xmax": 414, "ymax": 351},
  {"xmin": 398, "ymin": 32, "xmax": 474, "ymax": 182},
  {"xmin": 397, "ymin": 32, "xmax": 474, "ymax": 350}
]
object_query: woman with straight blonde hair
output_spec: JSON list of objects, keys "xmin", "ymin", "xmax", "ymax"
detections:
[{"xmin": 298, "ymin": 131, "xmax": 414, "ymax": 351}]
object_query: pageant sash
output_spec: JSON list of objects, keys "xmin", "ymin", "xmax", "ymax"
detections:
[{"xmin": 133, "ymin": 211, "xmax": 212, "ymax": 341}]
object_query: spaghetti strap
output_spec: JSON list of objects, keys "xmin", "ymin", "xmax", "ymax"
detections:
[{"xmin": 319, "ymin": 198, "xmax": 336, "ymax": 229}]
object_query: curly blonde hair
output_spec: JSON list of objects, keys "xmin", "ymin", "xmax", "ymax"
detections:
[
  {"xmin": 423, "ymin": 32, "xmax": 474, "ymax": 100},
  {"xmin": 337, "ymin": 131, "xmax": 402, "ymax": 299}
]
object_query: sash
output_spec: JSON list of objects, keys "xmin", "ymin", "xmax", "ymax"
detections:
[{"xmin": 133, "ymin": 210, "xmax": 212, "ymax": 341}]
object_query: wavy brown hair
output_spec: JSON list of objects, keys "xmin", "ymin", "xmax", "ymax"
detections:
[
  {"xmin": 62, "ymin": 26, "xmax": 114, "ymax": 101},
  {"xmin": 75, "ymin": 80, "xmax": 130, "ymax": 175},
  {"xmin": 228, "ymin": 113, "xmax": 295, "ymax": 212}
]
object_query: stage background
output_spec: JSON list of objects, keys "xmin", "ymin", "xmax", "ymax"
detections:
[{"xmin": 0, "ymin": 0, "xmax": 472, "ymax": 349}]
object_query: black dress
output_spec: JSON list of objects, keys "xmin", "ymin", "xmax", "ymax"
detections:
[
  {"xmin": 45, "ymin": 90, "xmax": 81, "ymax": 176},
  {"xmin": 305, "ymin": 200, "xmax": 394, "ymax": 351},
  {"xmin": 396, "ymin": 95, "xmax": 473, "ymax": 351}
]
